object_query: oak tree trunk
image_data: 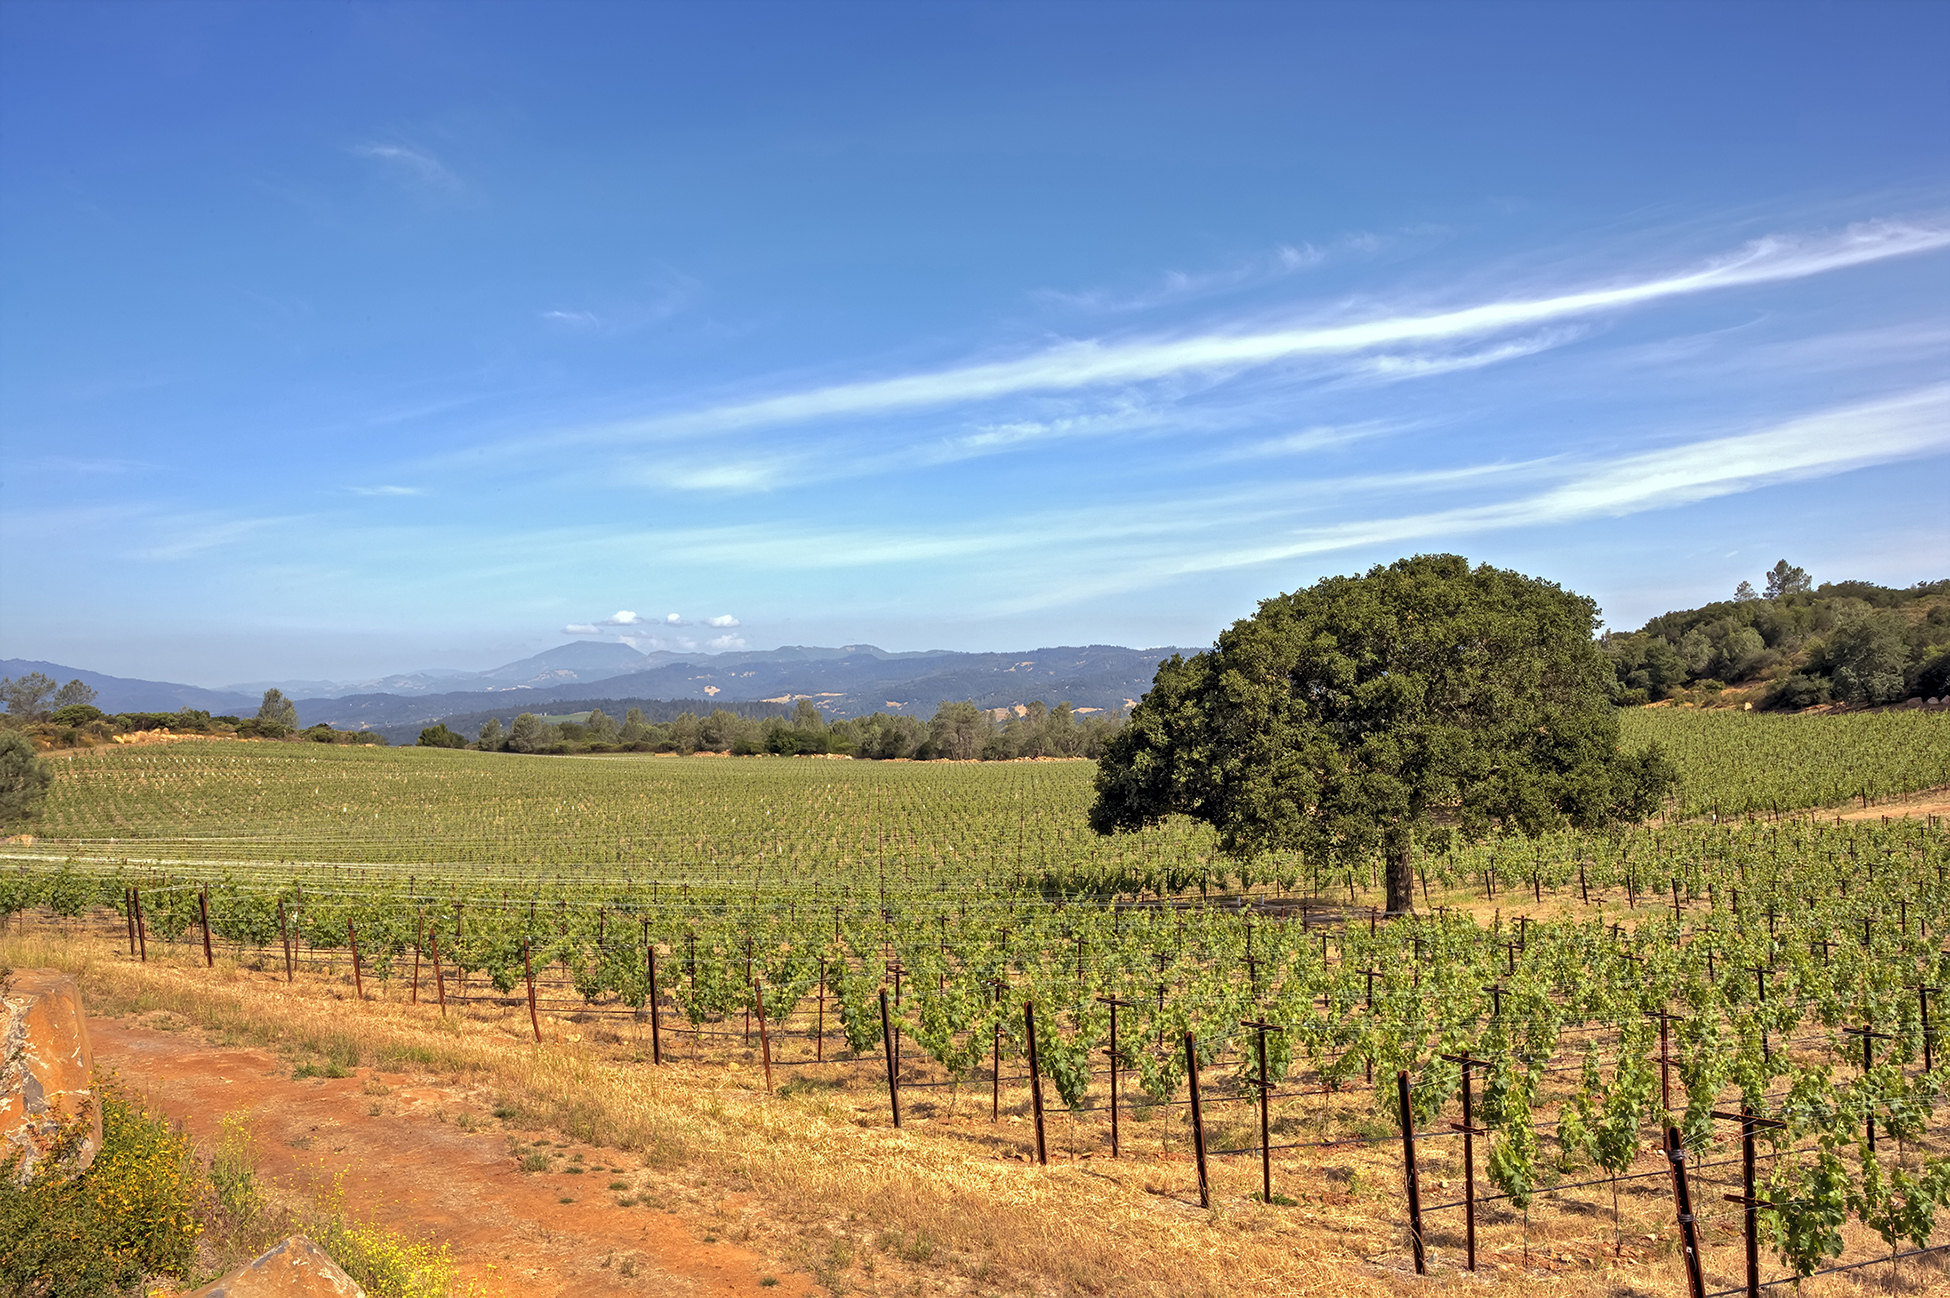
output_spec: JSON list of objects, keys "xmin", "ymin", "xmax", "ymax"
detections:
[{"xmin": 1384, "ymin": 824, "xmax": 1415, "ymax": 916}]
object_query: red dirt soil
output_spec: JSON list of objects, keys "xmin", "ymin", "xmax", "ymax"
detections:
[{"xmin": 92, "ymin": 1018, "xmax": 812, "ymax": 1298}]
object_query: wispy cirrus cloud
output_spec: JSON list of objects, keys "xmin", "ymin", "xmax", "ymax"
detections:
[
  {"xmin": 1036, "ymin": 383, "xmax": 1950, "ymax": 601},
  {"xmin": 539, "ymin": 272, "xmax": 701, "ymax": 334},
  {"xmin": 128, "ymin": 513, "xmax": 294, "ymax": 561},
  {"xmin": 1035, "ymin": 240, "xmax": 1332, "ymax": 313},
  {"xmin": 533, "ymin": 384, "xmax": 1948, "ymax": 606},
  {"xmin": 551, "ymin": 220, "xmax": 1946, "ymax": 448},
  {"xmin": 1344, "ymin": 327, "xmax": 1587, "ymax": 382},
  {"xmin": 351, "ymin": 142, "xmax": 463, "ymax": 194},
  {"xmin": 1228, "ymin": 420, "xmax": 1404, "ymax": 459},
  {"xmin": 349, "ymin": 484, "xmax": 424, "ymax": 497}
]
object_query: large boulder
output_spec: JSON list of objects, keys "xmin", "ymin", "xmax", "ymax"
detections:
[
  {"xmin": 0, "ymin": 968, "xmax": 100, "ymax": 1183},
  {"xmin": 188, "ymin": 1235, "xmax": 366, "ymax": 1297}
]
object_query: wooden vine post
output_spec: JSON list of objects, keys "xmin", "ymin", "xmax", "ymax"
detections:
[
  {"xmin": 647, "ymin": 943, "xmax": 663, "ymax": 1065},
  {"xmin": 755, "ymin": 981, "xmax": 774, "ymax": 1093},
  {"xmin": 1645, "ymin": 1008, "xmax": 1682, "ymax": 1112},
  {"xmin": 123, "ymin": 887, "xmax": 137, "ymax": 957},
  {"xmin": 1441, "ymin": 1053, "xmax": 1493, "ymax": 1271},
  {"xmin": 1713, "ymin": 1106, "xmax": 1785, "ymax": 1298},
  {"xmin": 1024, "ymin": 1001, "xmax": 1048, "ymax": 1165},
  {"xmin": 1185, "ymin": 1031, "xmax": 1209, "ymax": 1208},
  {"xmin": 815, "ymin": 957, "xmax": 826, "ymax": 1062},
  {"xmin": 429, "ymin": 929, "xmax": 446, "ymax": 1015},
  {"xmin": 347, "ymin": 918, "xmax": 364, "ymax": 1000},
  {"xmin": 1397, "ymin": 1071, "xmax": 1424, "ymax": 1275},
  {"xmin": 879, "ymin": 987, "xmax": 901, "ymax": 1128},
  {"xmin": 1664, "ymin": 1126, "xmax": 1707, "ymax": 1298},
  {"xmin": 1919, "ymin": 985, "xmax": 1938, "ymax": 1071},
  {"xmin": 1241, "ymin": 1018, "xmax": 1285, "ymax": 1204},
  {"xmin": 1843, "ymin": 1025, "xmax": 1892, "ymax": 1151},
  {"xmin": 522, "ymin": 938, "xmax": 541, "ymax": 1041},
  {"xmin": 198, "ymin": 885, "xmax": 215, "ymax": 968},
  {"xmin": 1099, "ymin": 995, "xmax": 1136, "ymax": 1158},
  {"xmin": 132, "ymin": 887, "xmax": 146, "ymax": 962},
  {"xmin": 991, "ymin": 979, "xmax": 1005, "ymax": 1122}
]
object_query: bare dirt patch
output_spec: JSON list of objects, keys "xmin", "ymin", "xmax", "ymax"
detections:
[
  {"xmin": 1831, "ymin": 784, "xmax": 1950, "ymax": 823},
  {"xmin": 92, "ymin": 1018, "xmax": 811, "ymax": 1298}
]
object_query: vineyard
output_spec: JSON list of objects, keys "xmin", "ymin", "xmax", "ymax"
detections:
[{"xmin": 7, "ymin": 706, "xmax": 1950, "ymax": 1294}]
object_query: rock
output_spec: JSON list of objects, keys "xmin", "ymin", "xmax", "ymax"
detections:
[
  {"xmin": 1, "ymin": 968, "xmax": 101, "ymax": 1184},
  {"xmin": 188, "ymin": 1235, "xmax": 366, "ymax": 1297}
]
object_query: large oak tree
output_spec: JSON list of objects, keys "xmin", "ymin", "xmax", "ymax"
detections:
[{"xmin": 1090, "ymin": 555, "xmax": 1676, "ymax": 914}]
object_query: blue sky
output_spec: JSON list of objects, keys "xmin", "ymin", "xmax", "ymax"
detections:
[{"xmin": 2, "ymin": 1, "xmax": 1946, "ymax": 685}]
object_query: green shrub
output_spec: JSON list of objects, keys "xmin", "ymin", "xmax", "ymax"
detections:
[
  {"xmin": 1767, "ymin": 673, "xmax": 1831, "ymax": 709},
  {"xmin": 0, "ymin": 730, "xmax": 53, "ymax": 830},
  {"xmin": 417, "ymin": 724, "xmax": 467, "ymax": 749},
  {"xmin": 0, "ymin": 1074, "xmax": 202, "ymax": 1297}
]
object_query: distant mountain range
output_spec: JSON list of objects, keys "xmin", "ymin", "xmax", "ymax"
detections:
[
  {"xmin": 3, "ymin": 641, "xmax": 1193, "ymax": 740},
  {"xmin": 0, "ymin": 659, "xmax": 262, "ymax": 715},
  {"xmin": 212, "ymin": 639, "xmax": 661, "ymax": 699}
]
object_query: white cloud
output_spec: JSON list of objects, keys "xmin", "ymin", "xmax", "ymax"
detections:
[
  {"xmin": 538, "ymin": 274, "xmax": 700, "ymax": 335},
  {"xmin": 1229, "ymin": 421, "xmax": 1402, "ymax": 459},
  {"xmin": 706, "ymin": 614, "xmax": 739, "ymax": 628},
  {"xmin": 564, "ymin": 623, "xmax": 600, "ymax": 635},
  {"xmin": 1037, "ymin": 240, "xmax": 1332, "ymax": 313},
  {"xmin": 350, "ymin": 143, "xmax": 463, "ymax": 194},
  {"xmin": 349, "ymin": 484, "xmax": 424, "ymax": 497},
  {"xmin": 598, "ymin": 610, "xmax": 644, "ymax": 625},
  {"xmin": 1021, "ymin": 383, "xmax": 1950, "ymax": 601},
  {"xmin": 645, "ymin": 459, "xmax": 793, "ymax": 492},
  {"xmin": 550, "ymin": 385, "xmax": 1948, "ymax": 612},
  {"xmin": 665, "ymin": 613, "xmax": 684, "ymax": 624},
  {"xmin": 131, "ymin": 514, "xmax": 291, "ymax": 561},
  {"xmin": 565, "ymin": 220, "xmax": 1948, "ymax": 444},
  {"xmin": 708, "ymin": 634, "xmax": 747, "ymax": 650},
  {"xmin": 1345, "ymin": 328, "xmax": 1585, "ymax": 382}
]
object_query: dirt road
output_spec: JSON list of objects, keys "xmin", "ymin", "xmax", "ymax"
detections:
[{"xmin": 92, "ymin": 1018, "xmax": 812, "ymax": 1297}]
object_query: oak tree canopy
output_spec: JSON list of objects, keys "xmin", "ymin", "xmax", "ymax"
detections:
[{"xmin": 1089, "ymin": 554, "xmax": 1677, "ymax": 914}]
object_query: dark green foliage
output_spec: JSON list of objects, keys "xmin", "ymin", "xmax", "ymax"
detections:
[
  {"xmin": 446, "ymin": 695, "xmax": 1119, "ymax": 762},
  {"xmin": 417, "ymin": 723, "xmax": 467, "ymax": 749},
  {"xmin": 1766, "ymin": 674, "xmax": 1830, "ymax": 710},
  {"xmin": 0, "ymin": 673, "xmax": 55, "ymax": 719},
  {"xmin": 846, "ymin": 711, "xmax": 928, "ymax": 759},
  {"xmin": 1603, "ymin": 567, "xmax": 1948, "ymax": 707},
  {"xmin": 1089, "ymin": 555, "xmax": 1676, "ymax": 913},
  {"xmin": 1913, "ymin": 650, "xmax": 1950, "ymax": 701},
  {"xmin": 116, "ymin": 709, "xmax": 219, "ymax": 733},
  {"xmin": 47, "ymin": 705, "xmax": 102, "ymax": 727},
  {"xmin": 1820, "ymin": 610, "xmax": 1912, "ymax": 705},
  {"xmin": 255, "ymin": 688, "xmax": 298, "ymax": 734},
  {"xmin": 50, "ymin": 680, "xmax": 96, "ymax": 712},
  {"xmin": 507, "ymin": 713, "xmax": 549, "ymax": 752},
  {"xmin": 1764, "ymin": 560, "xmax": 1813, "ymax": 599},
  {"xmin": 0, "ymin": 731, "xmax": 53, "ymax": 829}
]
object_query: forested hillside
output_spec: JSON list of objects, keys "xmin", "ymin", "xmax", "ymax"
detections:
[{"xmin": 1602, "ymin": 561, "xmax": 1949, "ymax": 709}]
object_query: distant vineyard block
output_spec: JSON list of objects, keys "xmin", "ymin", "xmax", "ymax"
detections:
[{"xmin": 0, "ymin": 968, "xmax": 101, "ymax": 1184}]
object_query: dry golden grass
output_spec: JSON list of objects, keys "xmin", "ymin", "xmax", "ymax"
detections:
[{"xmin": 13, "ymin": 926, "xmax": 1943, "ymax": 1297}]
